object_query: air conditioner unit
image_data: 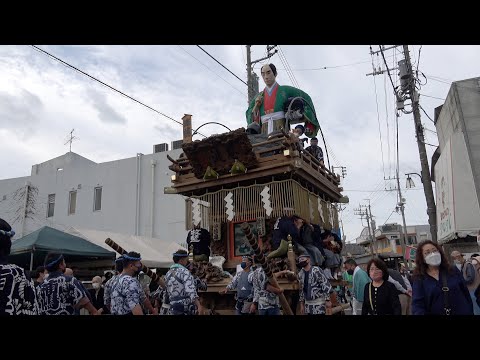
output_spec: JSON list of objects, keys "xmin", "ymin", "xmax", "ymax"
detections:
[
  {"xmin": 171, "ymin": 139, "xmax": 183, "ymax": 150},
  {"xmin": 153, "ymin": 143, "xmax": 169, "ymax": 153}
]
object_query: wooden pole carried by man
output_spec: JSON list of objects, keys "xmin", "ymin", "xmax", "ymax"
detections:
[
  {"xmin": 105, "ymin": 238, "xmax": 166, "ymax": 288},
  {"xmin": 240, "ymin": 222, "xmax": 293, "ymax": 315}
]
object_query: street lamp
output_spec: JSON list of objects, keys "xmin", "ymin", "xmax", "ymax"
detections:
[{"xmin": 405, "ymin": 172, "xmax": 422, "ymax": 189}]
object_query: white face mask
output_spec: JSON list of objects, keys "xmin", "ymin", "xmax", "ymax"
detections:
[
  {"xmin": 425, "ymin": 252, "xmax": 441, "ymax": 266},
  {"xmin": 92, "ymin": 283, "xmax": 101, "ymax": 290},
  {"xmin": 454, "ymin": 260, "xmax": 462, "ymax": 265}
]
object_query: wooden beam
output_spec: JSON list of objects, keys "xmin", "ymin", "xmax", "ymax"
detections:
[
  {"xmin": 294, "ymin": 164, "xmax": 342, "ymax": 200},
  {"xmin": 251, "ymin": 137, "xmax": 287, "ymax": 148},
  {"xmin": 173, "ymin": 164, "xmax": 293, "ymax": 194},
  {"xmin": 241, "ymin": 222, "xmax": 294, "ymax": 315},
  {"xmin": 326, "ymin": 303, "xmax": 350, "ymax": 315}
]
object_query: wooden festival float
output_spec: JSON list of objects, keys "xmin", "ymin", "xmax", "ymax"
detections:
[{"xmin": 166, "ymin": 116, "xmax": 348, "ymax": 315}]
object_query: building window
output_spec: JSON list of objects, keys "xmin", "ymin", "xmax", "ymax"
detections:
[
  {"xmin": 407, "ymin": 236, "xmax": 417, "ymax": 245},
  {"xmin": 94, "ymin": 187, "xmax": 102, "ymax": 211},
  {"xmin": 47, "ymin": 194, "xmax": 55, "ymax": 218},
  {"xmin": 68, "ymin": 191, "xmax": 77, "ymax": 215}
]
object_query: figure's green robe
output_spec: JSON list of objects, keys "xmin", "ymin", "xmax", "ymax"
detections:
[{"xmin": 245, "ymin": 84, "xmax": 319, "ymax": 138}]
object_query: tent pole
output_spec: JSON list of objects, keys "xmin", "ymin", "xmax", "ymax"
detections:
[{"xmin": 29, "ymin": 250, "xmax": 34, "ymax": 271}]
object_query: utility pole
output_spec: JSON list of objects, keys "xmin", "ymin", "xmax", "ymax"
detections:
[
  {"xmin": 386, "ymin": 171, "xmax": 408, "ymax": 262},
  {"xmin": 246, "ymin": 45, "xmax": 278, "ymax": 104},
  {"xmin": 367, "ymin": 45, "xmax": 437, "ymax": 243},
  {"xmin": 366, "ymin": 200, "xmax": 376, "ymax": 235},
  {"xmin": 246, "ymin": 46, "xmax": 254, "ymax": 104},
  {"xmin": 362, "ymin": 203, "xmax": 376, "ymax": 256},
  {"xmin": 396, "ymin": 171, "xmax": 409, "ymax": 264},
  {"xmin": 402, "ymin": 45, "xmax": 437, "ymax": 243},
  {"xmin": 355, "ymin": 205, "xmax": 375, "ymax": 258}
]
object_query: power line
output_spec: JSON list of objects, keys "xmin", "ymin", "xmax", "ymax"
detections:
[
  {"xmin": 344, "ymin": 188, "xmax": 424, "ymax": 192},
  {"xmin": 379, "ymin": 46, "xmax": 397, "ymax": 93},
  {"xmin": 424, "ymin": 73, "xmax": 454, "ymax": 83},
  {"xmin": 420, "ymin": 93, "xmax": 445, "ymax": 101},
  {"xmin": 286, "ymin": 59, "xmax": 372, "ymax": 70},
  {"xmin": 30, "ymin": 45, "xmax": 207, "ymax": 138},
  {"xmin": 196, "ymin": 45, "xmax": 248, "ymax": 86},
  {"xmin": 178, "ymin": 46, "xmax": 247, "ymax": 98},
  {"xmin": 419, "ymin": 104, "xmax": 435, "ymax": 123},
  {"xmin": 276, "ymin": 46, "xmax": 299, "ymax": 88},
  {"xmin": 415, "ymin": 45, "xmax": 423, "ymax": 77},
  {"xmin": 253, "ymin": 52, "xmax": 398, "ymax": 71},
  {"xmin": 278, "ymin": 46, "xmax": 300, "ymax": 88},
  {"xmin": 372, "ymin": 66, "xmax": 387, "ymax": 179},
  {"xmin": 384, "ymin": 70, "xmax": 391, "ymax": 179},
  {"xmin": 383, "ymin": 210, "xmax": 396, "ymax": 225}
]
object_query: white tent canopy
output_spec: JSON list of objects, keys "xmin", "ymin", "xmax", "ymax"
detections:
[{"xmin": 67, "ymin": 227, "xmax": 186, "ymax": 268}]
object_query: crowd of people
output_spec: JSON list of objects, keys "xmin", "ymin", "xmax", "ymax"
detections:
[{"xmin": 2, "ymin": 215, "xmax": 480, "ymax": 315}]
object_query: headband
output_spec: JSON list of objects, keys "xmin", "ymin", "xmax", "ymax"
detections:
[
  {"xmin": 123, "ymin": 254, "xmax": 141, "ymax": 261},
  {"xmin": 0, "ymin": 229, "xmax": 15, "ymax": 237},
  {"xmin": 173, "ymin": 252, "xmax": 189, "ymax": 257},
  {"xmin": 46, "ymin": 255, "xmax": 64, "ymax": 269}
]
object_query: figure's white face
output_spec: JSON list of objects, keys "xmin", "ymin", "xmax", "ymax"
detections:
[{"xmin": 261, "ymin": 65, "xmax": 276, "ymax": 87}]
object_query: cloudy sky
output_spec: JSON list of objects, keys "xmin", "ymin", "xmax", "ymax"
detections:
[{"xmin": 1, "ymin": 45, "xmax": 479, "ymax": 242}]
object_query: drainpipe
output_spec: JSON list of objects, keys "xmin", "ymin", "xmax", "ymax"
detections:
[
  {"xmin": 150, "ymin": 159, "xmax": 156, "ymax": 238},
  {"xmin": 21, "ymin": 181, "xmax": 30, "ymax": 237},
  {"xmin": 29, "ymin": 245, "xmax": 35, "ymax": 271},
  {"xmin": 135, "ymin": 153, "xmax": 143, "ymax": 236}
]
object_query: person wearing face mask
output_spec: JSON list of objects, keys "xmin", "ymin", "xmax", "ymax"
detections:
[
  {"xmin": 88, "ymin": 276, "xmax": 108, "ymax": 314},
  {"xmin": 297, "ymin": 254, "xmax": 333, "ymax": 315},
  {"xmin": 411, "ymin": 241, "xmax": 473, "ymax": 315},
  {"xmin": 362, "ymin": 258, "xmax": 401, "ymax": 315},
  {"xmin": 219, "ymin": 254, "xmax": 255, "ymax": 315},
  {"xmin": 343, "ymin": 258, "xmax": 370, "ymax": 315},
  {"xmin": 451, "ymin": 251, "xmax": 480, "ymax": 315},
  {"xmin": 37, "ymin": 252, "xmax": 98, "ymax": 315},
  {"xmin": 165, "ymin": 249, "xmax": 204, "ymax": 315},
  {"xmin": 110, "ymin": 252, "xmax": 145, "ymax": 315}
]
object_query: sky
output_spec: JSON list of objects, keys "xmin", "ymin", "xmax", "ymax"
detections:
[{"xmin": 1, "ymin": 45, "xmax": 479, "ymax": 243}]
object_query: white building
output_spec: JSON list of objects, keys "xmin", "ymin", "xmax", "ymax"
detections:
[
  {"xmin": 433, "ymin": 76, "xmax": 480, "ymax": 243},
  {"xmin": 354, "ymin": 223, "xmax": 432, "ymax": 254},
  {"xmin": 0, "ymin": 147, "xmax": 188, "ymax": 243}
]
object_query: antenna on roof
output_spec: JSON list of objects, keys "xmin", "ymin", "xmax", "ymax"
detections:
[{"xmin": 64, "ymin": 129, "xmax": 79, "ymax": 152}]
